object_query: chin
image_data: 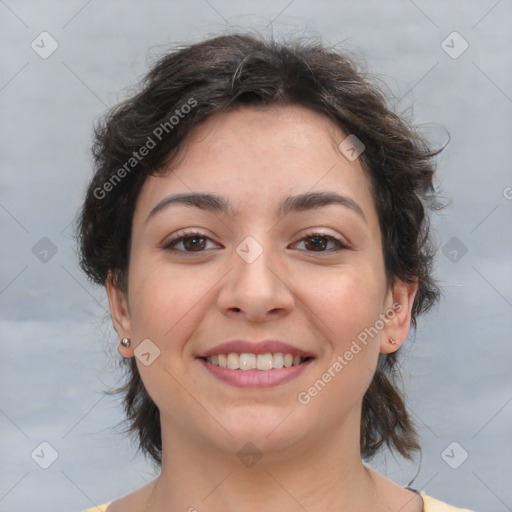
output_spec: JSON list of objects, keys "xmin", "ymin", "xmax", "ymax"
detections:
[{"xmin": 214, "ymin": 406, "xmax": 309, "ymax": 451}]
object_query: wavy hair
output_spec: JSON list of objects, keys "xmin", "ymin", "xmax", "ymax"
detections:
[{"xmin": 78, "ymin": 32, "xmax": 442, "ymax": 464}]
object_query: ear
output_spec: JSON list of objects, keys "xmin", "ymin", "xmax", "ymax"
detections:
[
  {"xmin": 106, "ymin": 270, "xmax": 133, "ymax": 358},
  {"xmin": 379, "ymin": 278, "xmax": 418, "ymax": 354}
]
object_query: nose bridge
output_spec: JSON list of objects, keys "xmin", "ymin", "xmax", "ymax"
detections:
[
  {"xmin": 234, "ymin": 234, "xmax": 282, "ymax": 291},
  {"xmin": 218, "ymin": 234, "xmax": 294, "ymax": 318}
]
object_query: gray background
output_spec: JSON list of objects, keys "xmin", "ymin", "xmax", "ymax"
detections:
[{"xmin": 1, "ymin": 1, "xmax": 511, "ymax": 511}]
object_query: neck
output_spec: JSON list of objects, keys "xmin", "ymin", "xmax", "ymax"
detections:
[{"xmin": 148, "ymin": 413, "xmax": 382, "ymax": 512}]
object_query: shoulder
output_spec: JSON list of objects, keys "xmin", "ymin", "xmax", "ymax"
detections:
[
  {"xmin": 420, "ymin": 492, "xmax": 475, "ymax": 512},
  {"xmin": 83, "ymin": 492, "xmax": 475, "ymax": 512},
  {"xmin": 84, "ymin": 505, "xmax": 111, "ymax": 512},
  {"xmin": 84, "ymin": 480, "xmax": 156, "ymax": 512}
]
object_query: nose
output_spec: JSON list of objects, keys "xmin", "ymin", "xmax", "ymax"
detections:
[{"xmin": 216, "ymin": 238, "xmax": 295, "ymax": 322}]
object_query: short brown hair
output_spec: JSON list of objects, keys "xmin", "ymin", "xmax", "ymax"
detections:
[{"xmin": 77, "ymin": 32, "xmax": 442, "ymax": 464}]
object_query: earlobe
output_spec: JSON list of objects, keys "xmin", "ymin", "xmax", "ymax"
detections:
[
  {"xmin": 380, "ymin": 279, "xmax": 418, "ymax": 354},
  {"xmin": 118, "ymin": 337, "xmax": 133, "ymax": 358},
  {"xmin": 106, "ymin": 270, "xmax": 133, "ymax": 357}
]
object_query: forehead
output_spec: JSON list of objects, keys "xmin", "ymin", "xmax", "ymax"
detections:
[
  {"xmin": 178, "ymin": 104, "xmax": 350, "ymax": 172},
  {"xmin": 137, "ymin": 105, "xmax": 377, "ymax": 223}
]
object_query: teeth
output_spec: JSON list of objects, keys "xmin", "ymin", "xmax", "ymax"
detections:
[
  {"xmin": 239, "ymin": 353, "xmax": 256, "ymax": 370},
  {"xmin": 205, "ymin": 352, "xmax": 307, "ymax": 370},
  {"xmin": 227, "ymin": 353, "xmax": 239, "ymax": 369},
  {"xmin": 273, "ymin": 353, "xmax": 284, "ymax": 369},
  {"xmin": 256, "ymin": 353, "xmax": 273, "ymax": 371}
]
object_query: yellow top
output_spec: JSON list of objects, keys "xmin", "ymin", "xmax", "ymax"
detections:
[
  {"xmin": 84, "ymin": 492, "xmax": 474, "ymax": 511},
  {"xmin": 421, "ymin": 492, "xmax": 474, "ymax": 511}
]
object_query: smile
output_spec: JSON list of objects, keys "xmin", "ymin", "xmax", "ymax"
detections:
[
  {"xmin": 198, "ymin": 353, "xmax": 314, "ymax": 388},
  {"xmin": 203, "ymin": 352, "xmax": 311, "ymax": 370}
]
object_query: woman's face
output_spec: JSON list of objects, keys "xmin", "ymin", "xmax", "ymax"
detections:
[{"xmin": 108, "ymin": 105, "xmax": 416, "ymax": 458}]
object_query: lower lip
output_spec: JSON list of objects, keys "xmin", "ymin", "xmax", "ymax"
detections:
[{"xmin": 198, "ymin": 358, "xmax": 313, "ymax": 388}]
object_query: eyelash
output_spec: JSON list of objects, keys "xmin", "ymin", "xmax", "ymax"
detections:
[
  {"xmin": 297, "ymin": 231, "xmax": 349, "ymax": 252},
  {"xmin": 162, "ymin": 229, "xmax": 348, "ymax": 254}
]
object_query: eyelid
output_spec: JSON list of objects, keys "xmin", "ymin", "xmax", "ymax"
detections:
[
  {"xmin": 161, "ymin": 229, "xmax": 221, "ymax": 251},
  {"xmin": 161, "ymin": 228, "xmax": 350, "ymax": 254},
  {"xmin": 291, "ymin": 229, "xmax": 349, "ymax": 252}
]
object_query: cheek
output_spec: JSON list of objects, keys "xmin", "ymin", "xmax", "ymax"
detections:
[
  {"xmin": 294, "ymin": 263, "xmax": 385, "ymax": 404},
  {"xmin": 296, "ymin": 270, "xmax": 384, "ymax": 416},
  {"xmin": 126, "ymin": 260, "xmax": 204, "ymax": 412},
  {"xmin": 127, "ymin": 257, "xmax": 214, "ymax": 348},
  {"xmin": 300, "ymin": 263, "xmax": 386, "ymax": 344}
]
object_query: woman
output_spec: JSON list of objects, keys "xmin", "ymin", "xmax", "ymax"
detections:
[{"xmin": 79, "ymin": 32, "xmax": 474, "ymax": 511}]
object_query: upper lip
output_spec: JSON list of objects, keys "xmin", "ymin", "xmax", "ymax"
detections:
[{"xmin": 197, "ymin": 340, "xmax": 315, "ymax": 359}]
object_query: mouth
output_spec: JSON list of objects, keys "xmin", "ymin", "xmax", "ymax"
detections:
[
  {"xmin": 199, "ymin": 353, "xmax": 313, "ymax": 370},
  {"xmin": 197, "ymin": 353, "xmax": 315, "ymax": 388},
  {"xmin": 196, "ymin": 340, "xmax": 315, "ymax": 387}
]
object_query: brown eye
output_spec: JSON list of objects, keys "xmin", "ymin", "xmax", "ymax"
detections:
[
  {"xmin": 181, "ymin": 235, "xmax": 207, "ymax": 251},
  {"xmin": 294, "ymin": 233, "xmax": 347, "ymax": 252},
  {"xmin": 163, "ymin": 231, "xmax": 220, "ymax": 253},
  {"xmin": 304, "ymin": 235, "xmax": 329, "ymax": 251}
]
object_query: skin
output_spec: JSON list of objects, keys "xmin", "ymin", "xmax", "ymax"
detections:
[{"xmin": 106, "ymin": 105, "xmax": 422, "ymax": 512}]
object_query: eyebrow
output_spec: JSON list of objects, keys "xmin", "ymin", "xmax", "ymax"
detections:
[{"xmin": 146, "ymin": 191, "xmax": 367, "ymax": 223}]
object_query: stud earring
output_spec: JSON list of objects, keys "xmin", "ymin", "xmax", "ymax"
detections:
[
  {"xmin": 389, "ymin": 337, "xmax": 397, "ymax": 345},
  {"xmin": 120, "ymin": 338, "xmax": 131, "ymax": 347}
]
